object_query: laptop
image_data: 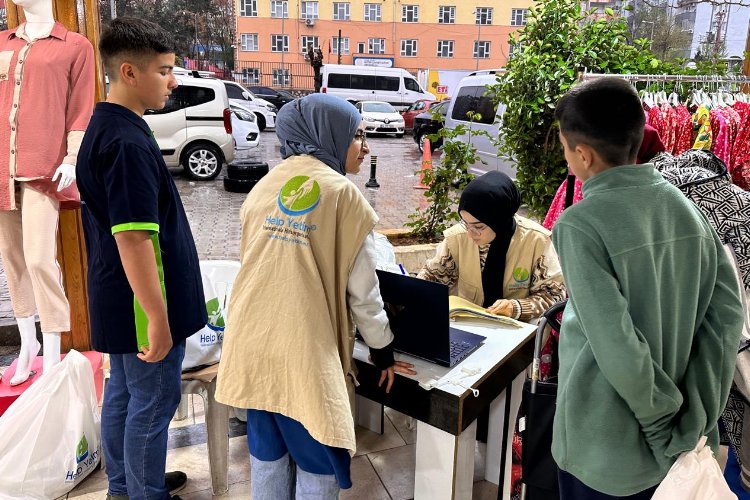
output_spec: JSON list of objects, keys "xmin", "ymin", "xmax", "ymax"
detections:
[{"xmin": 373, "ymin": 270, "xmax": 486, "ymax": 367}]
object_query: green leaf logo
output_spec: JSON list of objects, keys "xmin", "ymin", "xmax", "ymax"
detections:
[
  {"xmin": 513, "ymin": 267, "xmax": 529, "ymax": 283},
  {"xmin": 76, "ymin": 435, "xmax": 89, "ymax": 463},
  {"xmin": 277, "ymin": 176, "xmax": 321, "ymax": 216},
  {"xmin": 206, "ymin": 297, "xmax": 225, "ymax": 331}
]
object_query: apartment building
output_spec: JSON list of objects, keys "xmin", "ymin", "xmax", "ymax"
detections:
[{"xmin": 235, "ymin": 0, "xmax": 534, "ymax": 86}]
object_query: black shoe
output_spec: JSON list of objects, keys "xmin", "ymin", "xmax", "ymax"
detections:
[{"xmin": 166, "ymin": 471, "xmax": 187, "ymax": 495}]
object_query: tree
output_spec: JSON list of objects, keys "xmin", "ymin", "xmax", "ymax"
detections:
[
  {"xmin": 99, "ymin": 0, "xmax": 235, "ymax": 70},
  {"xmin": 488, "ymin": 0, "xmax": 663, "ymax": 216},
  {"xmin": 627, "ymin": 4, "xmax": 694, "ymax": 61}
]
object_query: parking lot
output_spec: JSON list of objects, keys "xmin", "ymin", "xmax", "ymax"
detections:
[{"xmin": 177, "ymin": 130, "xmax": 431, "ymax": 260}]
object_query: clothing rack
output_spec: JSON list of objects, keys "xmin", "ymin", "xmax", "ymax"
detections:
[{"xmin": 578, "ymin": 71, "xmax": 750, "ymax": 85}]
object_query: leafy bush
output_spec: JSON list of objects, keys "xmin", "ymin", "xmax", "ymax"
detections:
[{"xmin": 488, "ymin": 0, "xmax": 663, "ymax": 216}]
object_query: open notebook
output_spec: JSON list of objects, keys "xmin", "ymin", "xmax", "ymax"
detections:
[{"xmin": 449, "ymin": 295, "xmax": 527, "ymax": 328}]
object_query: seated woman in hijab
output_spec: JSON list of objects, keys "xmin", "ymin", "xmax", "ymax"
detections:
[
  {"xmin": 215, "ymin": 94, "xmax": 416, "ymax": 500},
  {"xmin": 418, "ymin": 171, "xmax": 566, "ymax": 321}
]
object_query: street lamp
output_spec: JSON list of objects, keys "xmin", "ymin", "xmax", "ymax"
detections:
[{"xmin": 642, "ymin": 20, "xmax": 655, "ymax": 47}]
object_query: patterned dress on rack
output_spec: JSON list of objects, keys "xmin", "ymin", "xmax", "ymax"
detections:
[
  {"xmin": 692, "ymin": 106, "xmax": 713, "ymax": 150},
  {"xmin": 674, "ymin": 105, "xmax": 694, "ymax": 155},
  {"xmin": 732, "ymin": 101, "xmax": 750, "ymax": 190}
]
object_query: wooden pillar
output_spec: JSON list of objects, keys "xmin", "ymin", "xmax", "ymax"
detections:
[{"xmin": 6, "ymin": 0, "xmax": 104, "ymax": 352}]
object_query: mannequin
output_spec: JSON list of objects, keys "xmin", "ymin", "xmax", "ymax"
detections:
[{"xmin": 0, "ymin": 0, "xmax": 94, "ymax": 385}]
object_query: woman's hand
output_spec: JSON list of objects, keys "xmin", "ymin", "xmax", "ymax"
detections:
[
  {"xmin": 378, "ymin": 361, "xmax": 417, "ymax": 394},
  {"xmin": 486, "ymin": 299, "xmax": 514, "ymax": 317}
]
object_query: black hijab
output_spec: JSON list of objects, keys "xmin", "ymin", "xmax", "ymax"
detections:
[{"xmin": 458, "ymin": 171, "xmax": 521, "ymax": 307}]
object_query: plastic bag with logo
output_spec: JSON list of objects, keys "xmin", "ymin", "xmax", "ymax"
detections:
[
  {"xmin": 183, "ymin": 260, "xmax": 240, "ymax": 371},
  {"xmin": 0, "ymin": 350, "xmax": 101, "ymax": 499},
  {"xmin": 651, "ymin": 436, "xmax": 736, "ymax": 500}
]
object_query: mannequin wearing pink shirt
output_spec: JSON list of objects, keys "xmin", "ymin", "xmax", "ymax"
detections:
[{"xmin": 0, "ymin": 0, "xmax": 94, "ymax": 385}]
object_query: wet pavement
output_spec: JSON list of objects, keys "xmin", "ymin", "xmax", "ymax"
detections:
[{"xmin": 0, "ymin": 131, "xmax": 431, "ymax": 337}]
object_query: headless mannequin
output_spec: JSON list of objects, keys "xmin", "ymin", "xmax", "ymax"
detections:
[{"xmin": 4, "ymin": 0, "xmax": 78, "ymax": 385}]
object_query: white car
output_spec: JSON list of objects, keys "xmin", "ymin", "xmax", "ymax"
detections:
[
  {"xmin": 230, "ymin": 103, "xmax": 260, "ymax": 150},
  {"xmin": 355, "ymin": 101, "xmax": 405, "ymax": 137},
  {"xmin": 223, "ymin": 81, "xmax": 277, "ymax": 131}
]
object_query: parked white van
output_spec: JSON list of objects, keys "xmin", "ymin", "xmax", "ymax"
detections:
[
  {"xmin": 321, "ymin": 64, "xmax": 435, "ymax": 109},
  {"xmin": 445, "ymin": 70, "xmax": 516, "ymax": 179}
]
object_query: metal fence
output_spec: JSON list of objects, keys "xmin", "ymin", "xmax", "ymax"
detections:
[{"xmin": 187, "ymin": 58, "xmax": 422, "ymax": 91}]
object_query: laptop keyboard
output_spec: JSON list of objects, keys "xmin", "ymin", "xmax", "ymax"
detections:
[{"xmin": 450, "ymin": 339, "xmax": 472, "ymax": 359}]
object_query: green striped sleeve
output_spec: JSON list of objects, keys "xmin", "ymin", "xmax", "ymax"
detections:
[{"xmin": 111, "ymin": 222, "xmax": 160, "ymax": 235}]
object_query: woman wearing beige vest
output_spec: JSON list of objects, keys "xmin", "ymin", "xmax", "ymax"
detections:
[
  {"xmin": 418, "ymin": 171, "xmax": 566, "ymax": 321},
  {"xmin": 215, "ymin": 94, "xmax": 415, "ymax": 499}
]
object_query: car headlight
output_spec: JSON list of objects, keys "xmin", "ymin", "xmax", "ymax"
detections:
[
  {"xmin": 267, "ymin": 104, "xmax": 277, "ymax": 112},
  {"xmin": 364, "ymin": 116, "xmax": 376, "ymax": 122}
]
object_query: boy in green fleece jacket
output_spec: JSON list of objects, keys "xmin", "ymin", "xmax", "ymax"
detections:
[{"xmin": 551, "ymin": 77, "xmax": 745, "ymax": 498}]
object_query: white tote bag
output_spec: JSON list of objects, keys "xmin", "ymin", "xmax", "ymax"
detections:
[
  {"xmin": 0, "ymin": 350, "xmax": 101, "ymax": 499},
  {"xmin": 652, "ymin": 436, "xmax": 736, "ymax": 500},
  {"xmin": 183, "ymin": 261, "xmax": 239, "ymax": 371}
]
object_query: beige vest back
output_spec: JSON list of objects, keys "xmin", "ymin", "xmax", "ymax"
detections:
[
  {"xmin": 215, "ymin": 155, "xmax": 377, "ymax": 454},
  {"xmin": 444, "ymin": 216, "xmax": 551, "ymax": 306}
]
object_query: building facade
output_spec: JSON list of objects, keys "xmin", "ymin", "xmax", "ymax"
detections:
[{"xmin": 234, "ymin": 1, "xmax": 534, "ymax": 87}]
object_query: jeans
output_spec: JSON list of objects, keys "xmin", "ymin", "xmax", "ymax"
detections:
[
  {"xmin": 558, "ymin": 469, "xmax": 658, "ymax": 500},
  {"xmin": 247, "ymin": 409, "xmax": 350, "ymax": 500},
  {"xmin": 102, "ymin": 342, "xmax": 185, "ymax": 500}
]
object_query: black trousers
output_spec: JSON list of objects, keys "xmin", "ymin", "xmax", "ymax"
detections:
[{"xmin": 558, "ymin": 469, "xmax": 658, "ymax": 500}]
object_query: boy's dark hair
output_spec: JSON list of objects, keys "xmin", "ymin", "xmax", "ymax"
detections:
[
  {"xmin": 555, "ymin": 77, "xmax": 645, "ymax": 166},
  {"xmin": 99, "ymin": 17, "xmax": 175, "ymax": 81}
]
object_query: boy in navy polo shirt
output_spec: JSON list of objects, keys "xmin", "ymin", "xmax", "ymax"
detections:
[{"xmin": 76, "ymin": 18, "xmax": 206, "ymax": 500}]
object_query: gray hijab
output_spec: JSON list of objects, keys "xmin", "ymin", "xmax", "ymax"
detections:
[{"xmin": 276, "ymin": 94, "xmax": 361, "ymax": 175}]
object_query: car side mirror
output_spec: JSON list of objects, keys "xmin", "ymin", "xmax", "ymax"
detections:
[{"xmin": 242, "ymin": 91, "xmax": 251, "ymax": 99}]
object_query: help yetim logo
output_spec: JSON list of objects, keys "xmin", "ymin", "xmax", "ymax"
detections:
[
  {"xmin": 65, "ymin": 434, "xmax": 100, "ymax": 482},
  {"xmin": 277, "ymin": 176, "xmax": 321, "ymax": 216}
]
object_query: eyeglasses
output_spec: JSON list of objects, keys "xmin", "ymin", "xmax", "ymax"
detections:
[
  {"xmin": 459, "ymin": 218, "xmax": 488, "ymax": 235},
  {"xmin": 354, "ymin": 132, "xmax": 368, "ymax": 146}
]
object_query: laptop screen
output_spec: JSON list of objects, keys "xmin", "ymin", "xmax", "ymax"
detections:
[{"xmin": 376, "ymin": 270, "xmax": 451, "ymax": 363}]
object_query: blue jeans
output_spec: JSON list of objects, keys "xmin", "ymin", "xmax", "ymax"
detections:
[
  {"xmin": 247, "ymin": 409, "xmax": 351, "ymax": 500},
  {"xmin": 558, "ymin": 469, "xmax": 658, "ymax": 499},
  {"xmin": 102, "ymin": 342, "xmax": 185, "ymax": 500}
]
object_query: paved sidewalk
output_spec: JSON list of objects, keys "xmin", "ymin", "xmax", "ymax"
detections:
[{"xmin": 0, "ymin": 132, "xmax": 431, "ymax": 329}]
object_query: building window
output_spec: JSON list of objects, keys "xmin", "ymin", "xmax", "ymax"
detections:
[
  {"xmin": 240, "ymin": 33, "xmax": 259, "ymax": 51},
  {"xmin": 510, "ymin": 8, "xmax": 527, "ymax": 26},
  {"xmin": 368, "ymin": 38, "xmax": 385, "ymax": 54},
  {"xmin": 241, "ymin": 68, "xmax": 260, "ymax": 84},
  {"xmin": 332, "ymin": 37, "xmax": 350, "ymax": 54},
  {"xmin": 270, "ymin": 0, "xmax": 288, "ymax": 18},
  {"xmin": 509, "ymin": 41, "xmax": 523, "ymax": 58},
  {"xmin": 475, "ymin": 7, "xmax": 492, "ymax": 25},
  {"xmin": 401, "ymin": 39, "xmax": 418, "ymax": 57},
  {"xmin": 473, "ymin": 41, "xmax": 490, "ymax": 58},
  {"xmin": 301, "ymin": 1, "xmax": 318, "ymax": 19},
  {"xmin": 271, "ymin": 34, "xmax": 289, "ymax": 52},
  {"xmin": 402, "ymin": 5, "xmax": 419, "ymax": 23},
  {"xmin": 301, "ymin": 36, "xmax": 320, "ymax": 54},
  {"xmin": 273, "ymin": 68, "xmax": 290, "ymax": 86},
  {"xmin": 333, "ymin": 2, "xmax": 350, "ymax": 20},
  {"xmin": 437, "ymin": 40, "xmax": 454, "ymax": 58},
  {"xmin": 239, "ymin": 0, "xmax": 257, "ymax": 17},
  {"xmin": 364, "ymin": 3, "xmax": 381, "ymax": 22},
  {"xmin": 357, "ymin": 42, "xmax": 366, "ymax": 53},
  {"xmin": 438, "ymin": 6, "xmax": 455, "ymax": 24}
]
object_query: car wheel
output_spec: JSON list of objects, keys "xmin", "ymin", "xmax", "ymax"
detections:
[
  {"xmin": 227, "ymin": 161, "xmax": 269, "ymax": 180},
  {"xmin": 223, "ymin": 176, "xmax": 258, "ymax": 193},
  {"xmin": 415, "ymin": 133, "xmax": 425, "ymax": 153},
  {"xmin": 255, "ymin": 114, "xmax": 266, "ymax": 131},
  {"xmin": 183, "ymin": 143, "xmax": 223, "ymax": 180}
]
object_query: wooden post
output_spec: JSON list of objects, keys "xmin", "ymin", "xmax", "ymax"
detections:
[{"xmin": 6, "ymin": 0, "xmax": 104, "ymax": 352}]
